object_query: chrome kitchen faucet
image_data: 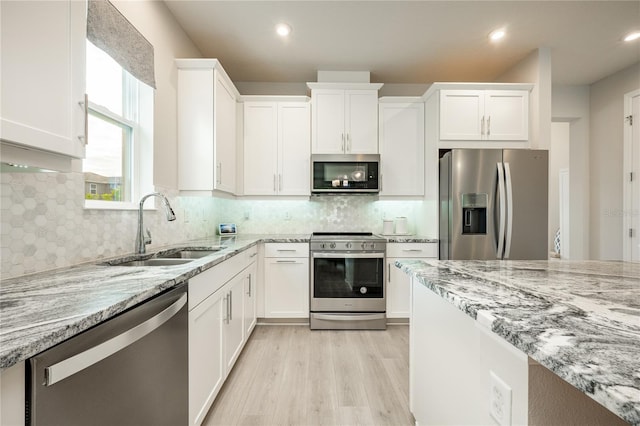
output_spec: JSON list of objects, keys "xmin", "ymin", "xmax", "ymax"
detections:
[{"xmin": 136, "ymin": 193, "xmax": 176, "ymax": 254}]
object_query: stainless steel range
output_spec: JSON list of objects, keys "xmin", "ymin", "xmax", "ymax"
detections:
[{"xmin": 310, "ymin": 232, "xmax": 386, "ymax": 330}]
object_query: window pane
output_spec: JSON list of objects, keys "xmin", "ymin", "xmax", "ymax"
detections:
[
  {"xmin": 83, "ymin": 114, "xmax": 130, "ymax": 202},
  {"xmin": 86, "ymin": 40, "xmax": 122, "ymax": 115}
]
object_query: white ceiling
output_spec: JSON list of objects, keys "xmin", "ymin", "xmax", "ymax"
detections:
[{"xmin": 163, "ymin": 1, "xmax": 640, "ymax": 86}]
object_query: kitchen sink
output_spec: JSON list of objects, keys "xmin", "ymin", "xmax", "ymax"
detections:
[
  {"xmin": 156, "ymin": 247, "xmax": 226, "ymax": 259},
  {"xmin": 115, "ymin": 258, "xmax": 195, "ymax": 267}
]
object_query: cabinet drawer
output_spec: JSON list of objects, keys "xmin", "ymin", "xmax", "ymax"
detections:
[
  {"xmin": 264, "ymin": 243, "xmax": 309, "ymax": 258},
  {"xmin": 386, "ymin": 243, "xmax": 438, "ymax": 258}
]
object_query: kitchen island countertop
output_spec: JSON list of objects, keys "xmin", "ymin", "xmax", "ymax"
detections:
[
  {"xmin": 0, "ymin": 234, "xmax": 309, "ymax": 370},
  {"xmin": 396, "ymin": 259, "xmax": 640, "ymax": 425}
]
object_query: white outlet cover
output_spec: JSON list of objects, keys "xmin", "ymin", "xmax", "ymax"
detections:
[{"xmin": 489, "ymin": 370, "xmax": 512, "ymax": 426}]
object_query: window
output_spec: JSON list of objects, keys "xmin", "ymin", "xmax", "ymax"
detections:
[{"xmin": 83, "ymin": 40, "xmax": 153, "ymax": 209}]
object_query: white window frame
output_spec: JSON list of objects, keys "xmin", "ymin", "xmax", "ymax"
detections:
[{"xmin": 84, "ymin": 61, "xmax": 154, "ymax": 211}]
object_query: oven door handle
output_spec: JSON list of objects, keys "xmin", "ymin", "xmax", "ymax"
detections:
[
  {"xmin": 312, "ymin": 313, "xmax": 386, "ymax": 321},
  {"xmin": 312, "ymin": 252, "xmax": 384, "ymax": 259}
]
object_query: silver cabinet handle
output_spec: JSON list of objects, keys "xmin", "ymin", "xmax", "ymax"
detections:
[
  {"xmin": 44, "ymin": 293, "xmax": 187, "ymax": 386},
  {"xmin": 229, "ymin": 291, "xmax": 233, "ymax": 321},
  {"xmin": 277, "ymin": 249, "xmax": 297, "ymax": 252},
  {"xmin": 78, "ymin": 94, "xmax": 88, "ymax": 144},
  {"xmin": 402, "ymin": 249, "xmax": 423, "ymax": 252},
  {"xmin": 249, "ymin": 252, "xmax": 258, "ymax": 258},
  {"xmin": 388, "ymin": 263, "xmax": 391, "ymax": 283},
  {"xmin": 481, "ymin": 116, "xmax": 486, "ymax": 136},
  {"xmin": 487, "ymin": 116, "xmax": 491, "ymax": 136},
  {"xmin": 347, "ymin": 133, "xmax": 351, "ymax": 152},
  {"xmin": 341, "ymin": 133, "xmax": 345, "ymax": 152},
  {"xmin": 279, "ymin": 174, "xmax": 283, "ymax": 191},
  {"xmin": 247, "ymin": 274, "xmax": 252, "ymax": 297},
  {"xmin": 224, "ymin": 294, "xmax": 229, "ymax": 324},
  {"xmin": 276, "ymin": 260, "xmax": 298, "ymax": 263},
  {"xmin": 273, "ymin": 174, "xmax": 277, "ymax": 192}
]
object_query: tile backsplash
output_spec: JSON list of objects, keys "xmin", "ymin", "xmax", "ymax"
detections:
[{"xmin": 1, "ymin": 171, "xmax": 423, "ymax": 279}]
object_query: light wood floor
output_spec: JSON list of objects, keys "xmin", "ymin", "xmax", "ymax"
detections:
[{"xmin": 203, "ymin": 324, "xmax": 413, "ymax": 426}]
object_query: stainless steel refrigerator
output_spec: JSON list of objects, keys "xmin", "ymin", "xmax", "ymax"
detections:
[{"xmin": 439, "ymin": 149, "xmax": 548, "ymax": 260}]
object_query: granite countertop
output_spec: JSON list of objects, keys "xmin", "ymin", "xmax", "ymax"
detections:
[
  {"xmin": 0, "ymin": 234, "xmax": 310, "ymax": 371},
  {"xmin": 395, "ymin": 259, "xmax": 640, "ymax": 425},
  {"xmin": 382, "ymin": 235, "xmax": 438, "ymax": 243}
]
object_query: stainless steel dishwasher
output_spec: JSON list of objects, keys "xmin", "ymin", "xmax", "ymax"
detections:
[{"xmin": 27, "ymin": 283, "xmax": 188, "ymax": 426}]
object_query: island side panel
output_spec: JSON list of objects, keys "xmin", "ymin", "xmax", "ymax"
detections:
[{"xmin": 410, "ymin": 277, "xmax": 528, "ymax": 425}]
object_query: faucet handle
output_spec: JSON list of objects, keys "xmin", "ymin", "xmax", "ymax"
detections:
[{"xmin": 144, "ymin": 229, "xmax": 152, "ymax": 246}]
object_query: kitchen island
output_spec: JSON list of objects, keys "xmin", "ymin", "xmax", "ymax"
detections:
[{"xmin": 397, "ymin": 259, "xmax": 639, "ymax": 425}]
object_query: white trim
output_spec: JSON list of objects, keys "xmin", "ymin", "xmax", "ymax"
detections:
[{"xmin": 623, "ymin": 89, "xmax": 640, "ymax": 261}]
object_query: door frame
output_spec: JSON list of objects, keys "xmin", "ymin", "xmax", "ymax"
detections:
[{"xmin": 623, "ymin": 89, "xmax": 640, "ymax": 261}]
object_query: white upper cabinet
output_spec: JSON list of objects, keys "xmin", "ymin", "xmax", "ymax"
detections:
[
  {"xmin": 243, "ymin": 99, "xmax": 310, "ymax": 196},
  {"xmin": 308, "ymin": 83, "xmax": 382, "ymax": 154},
  {"xmin": 176, "ymin": 59, "xmax": 239, "ymax": 195},
  {"xmin": 439, "ymin": 89, "xmax": 529, "ymax": 142},
  {"xmin": 0, "ymin": 0, "xmax": 87, "ymax": 163},
  {"xmin": 379, "ymin": 99, "xmax": 425, "ymax": 196}
]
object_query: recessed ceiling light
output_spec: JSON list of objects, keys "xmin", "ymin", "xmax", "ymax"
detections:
[
  {"xmin": 276, "ymin": 23, "xmax": 292, "ymax": 37},
  {"xmin": 624, "ymin": 31, "xmax": 640, "ymax": 42},
  {"xmin": 489, "ymin": 29, "xmax": 506, "ymax": 42}
]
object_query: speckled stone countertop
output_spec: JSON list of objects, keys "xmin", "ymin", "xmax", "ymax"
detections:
[
  {"xmin": 396, "ymin": 259, "xmax": 640, "ymax": 425},
  {"xmin": 0, "ymin": 234, "xmax": 310, "ymax": 371}
]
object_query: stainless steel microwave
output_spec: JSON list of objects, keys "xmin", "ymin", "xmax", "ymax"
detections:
[{"xmin": 311, "ymin": 154, "xmax": 380, "ymax": 194}]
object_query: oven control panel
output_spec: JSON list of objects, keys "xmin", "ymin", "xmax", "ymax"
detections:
[{"xmin": 310, "ymin": 241, "xmax": 386, "ymax": 252}]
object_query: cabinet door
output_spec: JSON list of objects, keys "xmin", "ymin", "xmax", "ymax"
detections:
[
  {"xmin": 312, "ymin": 90, "xmax": 345, "ymax": 154},
  {"xmin": 243, "ymin": 102, "xmax": 278, "ymax": 195},
  {"xmin": 387, "ymin": 259, "xmax": 411, "ymax": 318},
  {"xmin": 0, "ymin": 0, "xmax": 86, "ymax": 159},
  {"xmin": 439, "ymin": 90, "xmax": 483, "ymax": 140},
  {"xmin": 379, "ymin": 102, "xmax": 425, "ymax": 196},
  {"xmin": 189, "ymin": 291, "xmax": 224, "ymax": 426},
  {"xmin": 223, "ymin": 273, "xmax": 245, "ymax": 374},
  {"xmin": 264, "ymin": 258, "xmax": 309, "ymax": 318},
  {"xmin": 178, "ymin": 68, "xmax": 215, "ymax": 191},
  {"xmin": 345, "ymin": 90, "xmax": 379, "ymax": 153},
  {"xmin": 484, "ymin": 91, "xmax": 529, "ymax": 141},
  {"xmin": 278, "ymin": 102, "xmax": 311, "ymax": 195},
  {"xmin": 215, "ymin": 72, "xmax": 237, "ymax": 194},
  {"xmin": 243, "ymin": 262, "xmax": 258, "ymax": 337}
]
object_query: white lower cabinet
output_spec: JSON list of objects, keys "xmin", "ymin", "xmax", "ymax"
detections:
[
  {"xmin": 264, "ymin": 243, "xmax": 309, "ymax": 318},
  {"xmin": 387, "ymin": 243, "xmax": 438, "ymax": 319},
  {"xmin": 188, "ymin": 246, "xmax": 258, "ymax": 426}
]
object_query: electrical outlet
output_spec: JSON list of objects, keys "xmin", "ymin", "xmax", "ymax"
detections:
[
  {"xmin": 284, "ymin": 211, "xmax": 291, "ymax": 221},
  {"xmin": 489, "ymin": 370, "xmax": 512, "ymax": 426}
]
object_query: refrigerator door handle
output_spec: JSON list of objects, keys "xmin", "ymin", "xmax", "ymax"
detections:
[
  {"xmin": 496, "ymin": 162, "xmax": 506, "ymax": 258},
  {"xmin": 504, "ymin": 162, "xmax": 514, "ymax": 259}
]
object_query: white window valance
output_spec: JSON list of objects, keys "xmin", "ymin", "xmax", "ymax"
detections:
[{"xmin": 87, "ymin": 0, "xmax": 156, "ymax": 89}]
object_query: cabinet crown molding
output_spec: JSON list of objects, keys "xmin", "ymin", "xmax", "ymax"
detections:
[
  {"xmin": 306, "ymin": 82, "xmax": 384, "ymax": 91},
  {"xmin": 422, "ymin": 82, "xmax": 534, "ymax": 100}
]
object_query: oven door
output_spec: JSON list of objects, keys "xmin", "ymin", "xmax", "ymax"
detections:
[{"xmin": 310, "ymin": 252, "xmax": 385, "ymax": 312}]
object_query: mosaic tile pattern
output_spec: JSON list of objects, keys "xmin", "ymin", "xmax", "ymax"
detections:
[{"xmin": 1, "ymin": 170, "xmax": 424, "ymax": 279}]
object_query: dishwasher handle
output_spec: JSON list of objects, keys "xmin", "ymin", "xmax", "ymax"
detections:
[{"xmin": 44, "ymin": 292, "xmax": 187, "ymax": 386}]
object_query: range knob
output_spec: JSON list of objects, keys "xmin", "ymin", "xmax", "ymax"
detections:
[
  {"xmin": 369, "ymin": 242, "xmax": 376, "ymax": 250},
  {"xmin": 361, "ymin": 242, "xmax": 367, "ymax": 249},
  {"xmin": 320, "ymin": 243, "xmax": 326, "ymax": 249},
  {"xmin": 329, "ymin": 243, "xmax": 336, "ymax": 249},
  {"xmin": 346, "ymin": 242, "xmax": 352, "ymax": 249}
]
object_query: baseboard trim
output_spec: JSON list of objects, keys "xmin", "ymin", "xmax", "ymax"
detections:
[{"xmin": 257, "ymin": 318, "xmax": 309, "ymax": 325}]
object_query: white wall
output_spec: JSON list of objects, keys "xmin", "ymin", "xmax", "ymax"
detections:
[
  {"xmin": 111, "ymin": 0, "xmax": 202, "ymax": 190},
  {"xmin": 552, "ymin": 85, "xmax": 590, "ymax": 260},
  {"xmin": 495, "ymin": 47, "xmax": 552, "ymax": 151},
  {"xmin": 589, "ymin": 62, "xmax": 640, "ymax": 260}
]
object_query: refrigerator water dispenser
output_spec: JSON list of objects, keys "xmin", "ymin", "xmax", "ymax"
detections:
[{"xmin": 461, "ymin": 193, "xmax": 487, "ymax": 234}]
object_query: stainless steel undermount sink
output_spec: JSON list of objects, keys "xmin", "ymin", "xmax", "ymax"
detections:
[
  {"xmin": 104, "ymin": 246, "xmax": 227, "ymax": 267},
  {"xmin": 114, "ymin": 258, "xmax": 195, "ymax": 267},
  {"xmin": 156, "ymin": 247, "xmax": 226, "ymax": 259}
]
